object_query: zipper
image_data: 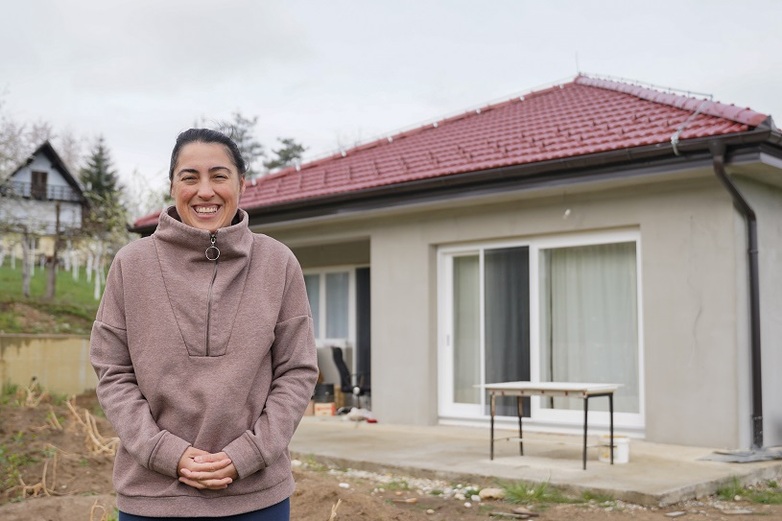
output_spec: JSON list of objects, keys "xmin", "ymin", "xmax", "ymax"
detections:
[{"xmin": 205, "ymin": 233, "xmax": 220, "ymax": 356}]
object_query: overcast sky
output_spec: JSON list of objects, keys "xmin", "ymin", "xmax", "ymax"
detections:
[{"xmin": 2, "ymin": 0, "xmax": 781, "ymax": 198}]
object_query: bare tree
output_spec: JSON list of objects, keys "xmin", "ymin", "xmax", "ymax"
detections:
[{"xmin": 197, "ymin": 112, "xmax": 267, "ymax": 179}]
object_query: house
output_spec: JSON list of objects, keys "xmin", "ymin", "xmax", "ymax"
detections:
[
  {"xmin": 0, "ymin": 141, "xmax": 87, "ymax": 261},
  {"xmin": 132, "ymin": 75, "xmax": 782, "ymax": 450}
]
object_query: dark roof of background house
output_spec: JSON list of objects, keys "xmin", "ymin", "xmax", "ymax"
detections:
[
  {"xmin": 133, "ymin": 74, "xmax": 771, "ymax": 229},
  {"xmin": 10, "ymin": 141, "xmax": 85, "ymax": 196}
]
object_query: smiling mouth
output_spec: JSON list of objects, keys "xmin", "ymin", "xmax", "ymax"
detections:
[{"xmin": 194, "ymin": 205, "xmax": 220, "ymax": 215}]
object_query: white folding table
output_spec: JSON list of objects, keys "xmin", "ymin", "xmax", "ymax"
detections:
[{"xmin": 483, "ymin": 381, "xmax": 621, "ymax": 470}]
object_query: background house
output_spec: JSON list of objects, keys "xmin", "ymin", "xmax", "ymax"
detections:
[
  {"xmin": 133, "ymin": 75, "xmax": 782, "ymax": 450},
  {"xmin": 0, "ymin": 141, "xmax": 87, "ymax": 262}
]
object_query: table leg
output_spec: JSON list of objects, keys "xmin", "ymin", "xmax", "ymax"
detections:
[
  {"xmin": 583, "ymin": 396, "xmax": 589, "ymax": 470},
  {"xmin": 490, "ymin": 393, "xmax": 496, "ymax": 460},
  {"xmin": 609, "ymin": 393, "xmax": 615, "ymax": 465},
  {"xmin": 517, "ymin": 396, "xmax": 524, "ymax": 456}
]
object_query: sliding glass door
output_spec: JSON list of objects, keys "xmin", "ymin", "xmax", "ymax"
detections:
[
  {"xmin": 440, "ymin": 246, "xmax": 530, "ymax": 417},
  {"xmin": 439, "ymin": 231, "xmax": 643, "ymax": 428}
]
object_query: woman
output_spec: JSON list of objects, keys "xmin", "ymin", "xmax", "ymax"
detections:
[{"xmin": 91, "ymin": 128, "xmax": 318, "ymax": 520}]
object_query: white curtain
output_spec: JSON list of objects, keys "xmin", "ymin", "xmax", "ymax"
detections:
[
  {"xmin": 326, "ymin": 272, "xmax": 349, "ymax": 339},
  {"xmin": 540, "ymin": 242, "xmax": 639, "ymax": 413},
  {"xmin": 304, "ymin": 274, "xmax": 321, "ymax": 338},
  {"xmin": 453, "ymin": 255, "xmax": 480, "ymax": 404}
]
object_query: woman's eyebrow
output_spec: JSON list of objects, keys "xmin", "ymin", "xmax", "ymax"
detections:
[{"xmin": 176, "ymin": 165, "xmax": 231, "ymax": 176}]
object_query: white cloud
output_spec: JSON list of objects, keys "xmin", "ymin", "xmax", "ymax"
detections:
[{"xmin": 1, "ymin": 0, "xmax": 781, "ymax": 195}]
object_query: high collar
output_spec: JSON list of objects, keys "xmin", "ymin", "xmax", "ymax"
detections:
[{"xmin": 153, "ymin": 206, "xmax": 253, "ymax": 261}]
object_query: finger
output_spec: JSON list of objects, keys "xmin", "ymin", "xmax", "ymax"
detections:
[
  {"xmin": 178, "ymin": 476, "xmax": 207, "ymax": 490},
  {"xmin": 193, "ymin": 452, "xmax": 230, "ymax": 463},
  {"xmin": 190, "ymin": 458, "xmax": 232, "ymax": 473},
  {"xmin": 180, "ymin": 467, "xmax": 233, "ymax": 481},
  {"xmin": 178, "ymin": 476, "xmax": 231, "ymax": 490}
]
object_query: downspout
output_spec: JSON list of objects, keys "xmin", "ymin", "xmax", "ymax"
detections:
[{"xmin": 709, "ymin": 141, "xmax": 763, "ymax": 450}]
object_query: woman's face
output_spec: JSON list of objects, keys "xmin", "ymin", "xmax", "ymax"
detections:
[{"xmin": 170, "ymin": 141, "xmax": 246, "ymax": 232}]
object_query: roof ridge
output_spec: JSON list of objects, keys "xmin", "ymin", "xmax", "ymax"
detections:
[
  {"xmin": 575, "ymin": 74, "xmax": 769, "ymax": 127},
  {"xmin": 262, "ymin": 76, "xmax": 580, "ymax": 178}
]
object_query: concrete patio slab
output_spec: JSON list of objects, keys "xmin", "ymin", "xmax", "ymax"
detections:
[{"xmin": 290, "ymin": 416, "xmax": 782, "ymax": 506}]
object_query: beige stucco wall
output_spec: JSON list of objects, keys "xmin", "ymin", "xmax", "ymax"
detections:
[
  {"xmin": 261, "ymin": 166, "xmax": 780, "ymax": 449},
  {"xmin": 736, "ymin": 177, "xmax": 782, "ymax": 448},
  {"xmin": 0, "ymin": 335, "xmax": 96, "ymax": 396}
]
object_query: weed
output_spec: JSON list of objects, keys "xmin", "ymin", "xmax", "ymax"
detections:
[
  {"xmin": 501, "ymin": 480, "xmax": 577, "ymax": 505},
  {"xmin": 581, "ymin": 489, "xmax": 615, "ymax": 504},
  {"xmin": 386, "ymin": 479, "xmax": 411, "ymax": 491},
  {"xmin": 0, "ymin": 383, "xmax": 19, "ymax": 405},
  {"xmin": 0, "ymin": 445, "xmax": 21, "ymax": 490},
  {"xmin": 717, "ymin": 476, "xmax": 747, "ymax": 501},
  {"xmin": 300, "ymin": 454, "xmax": 328, "ymax": 472},
  {"xmin": 463, "ymin": 487, "xmax": 481, "ymax": 497},
  {"xmin": 716, "ymin": 477, "xmax": 782, "ymax": 504}
]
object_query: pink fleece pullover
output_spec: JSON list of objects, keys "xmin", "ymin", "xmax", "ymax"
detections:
[{"xmin": 90, "ymin": 208, "xmax": 318, "ymax": 517}]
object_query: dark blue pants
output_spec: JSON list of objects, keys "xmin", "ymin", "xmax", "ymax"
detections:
[{"xmin": 118, "ymin": 498, "xmax": 290, "ymax": 521}]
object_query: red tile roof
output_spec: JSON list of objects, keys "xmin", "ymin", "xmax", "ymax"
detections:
[{"xmin": 133, "ymin": 74, "xmax": 769, "ymax": 229}]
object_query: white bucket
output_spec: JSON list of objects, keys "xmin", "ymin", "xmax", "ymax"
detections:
[{"xmin": 598, "ymin": 434, "xmax": 630, "ymax": 464}]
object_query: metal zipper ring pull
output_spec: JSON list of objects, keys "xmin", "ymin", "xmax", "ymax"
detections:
[{"xmin": 205, "ymin": 234, "xmax": 220, "ymax": 261}]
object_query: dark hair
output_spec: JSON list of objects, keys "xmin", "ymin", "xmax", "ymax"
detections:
[{"xmin": 169, "ymin": 128, "xmax": 247, "ymax": 182}]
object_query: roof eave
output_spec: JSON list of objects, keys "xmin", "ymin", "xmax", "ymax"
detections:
[
  {"xmin": 244, "ymin": 129, "xmax": 778, "ymax": 225},
  {"xmin": 130, "ymin": 129, "xmax": 781, "ymax": 235}
]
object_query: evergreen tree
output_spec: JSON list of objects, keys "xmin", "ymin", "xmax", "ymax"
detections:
[
  {"xmin": 79, "ymin": 137, "xmax": 126, "ymax": 231},
  {"xmin": 264, "ymin": 137, "xmax": 307, "ymax": 172}
]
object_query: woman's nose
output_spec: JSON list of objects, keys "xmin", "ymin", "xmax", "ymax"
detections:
[{"xmin": 196, "ymin": 179, "xmax": 216, "ymax": 199}]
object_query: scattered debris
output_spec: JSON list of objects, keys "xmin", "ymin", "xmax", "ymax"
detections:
[
  {"xmin": 665, "ymin": 512, "xmax": 687, "ymax": 518},
  {"xmin": 511, "ymin": 506, "xmax": 539, "ymax": 517},
  {"xmin": 480, "ymin": 487, "xmax": 506, "ymax": 500},
  {"xmin": 327, "ymin": 498, "xmax": 342, "ymax": 521},
  {"xmin": 392, "ymin": 497, "xmax": 418, "ymax": 504},
  {"xmin": 718, "ymin": 507, "xmax": 754, "ymax": 515}
]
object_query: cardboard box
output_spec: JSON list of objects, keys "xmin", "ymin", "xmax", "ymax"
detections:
[
  {"xmin": 314, "ymin": 402, "xmax": 336, "ymax": 416},
  {"xmin": 304, "ymin": 400, "xmax": 315, "ymax": 416}
]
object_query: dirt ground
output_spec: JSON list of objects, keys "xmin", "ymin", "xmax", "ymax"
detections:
[{"xmin": 2, "ymin": 390, "xmax": 782, "ymax": 521}]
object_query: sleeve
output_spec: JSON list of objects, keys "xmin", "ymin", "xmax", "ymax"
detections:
[
  {"xmin": 90, "ymin": 254, "xmax": 191, "ymax": 478},
  {"xmin": 222, "ymin": 252, "xmax": 319, "ymax": 479}
]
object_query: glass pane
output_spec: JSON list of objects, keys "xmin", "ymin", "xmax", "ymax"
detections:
[
  {"xmin": 540, "ymin": 242, "xmax": 638, "ymax": 413},
  {"xmin": 453, "ymin": 255, "xmax": 480, "ymax": 404},
  {"xmin": 484, "ymin": 246, "xmax": 530, "ymax": 416},
  {"xmin": 304, "ymin": 274, "xmax": 320, "ymax": 337},
  {"xmin": 326, "ymin": 272, "xmax": 349, "ymax": 338}
]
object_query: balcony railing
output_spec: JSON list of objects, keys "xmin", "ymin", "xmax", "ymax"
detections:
[{"xmin": 0, "ymin": 181, "xmax": 83, "ymax": 203}]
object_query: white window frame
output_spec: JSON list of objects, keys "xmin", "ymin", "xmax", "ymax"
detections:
[
  {"xmin": 437, "ymin": 229, "xmax": 645, "ymax": 432},
  {"xmin": 303, "ymin": 266, "xmax": 357, "ymax": 349}
]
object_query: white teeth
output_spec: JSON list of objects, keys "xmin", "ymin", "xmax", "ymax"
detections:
[{"xmin": 195, "ymin": 206, "xmax": 218, "ymax": 214}]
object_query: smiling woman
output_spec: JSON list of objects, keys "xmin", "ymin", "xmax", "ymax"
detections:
[
  {"xmin": 90, "ymin": 128, "xmax": 318, "ymax": 521},
  {"xmin": 169, "ymin": 130, "xmax": 247, "ymax": 232}
]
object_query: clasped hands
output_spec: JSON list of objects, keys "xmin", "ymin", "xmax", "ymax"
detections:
[{"xmin": 177, "ymin": 446, "xmax": 238, "ymax": 490}]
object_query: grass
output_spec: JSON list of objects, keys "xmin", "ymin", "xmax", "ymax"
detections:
[
  {"xmin": 0, "ymin": 262, "xmax": 100, "ymax": 334},
  {"xmin": 501, "ymin": 480, "xmax": 576, "ymax": 505},
  {"xmin": 717, "ymin": 476, "xmax": 782, "ymax": 504},
  {"xmin": 500, "ymin": 479, "xmax": 616, "ymax": 506}
]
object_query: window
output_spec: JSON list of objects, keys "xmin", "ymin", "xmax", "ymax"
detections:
[
  {"xmin": 439, "ymin": 230, "xmax": 643, "ymax": 428},
  {"xmin": 304, "ymin": 269, "xmax": 354, "ymax": 345},
  {"xmin": 31, "ymin": 171, "xmax": 48, "ymax": 200},
  {"xmin": 539, "ymin": 242, "xmax": 639, "ymax": 415}
]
